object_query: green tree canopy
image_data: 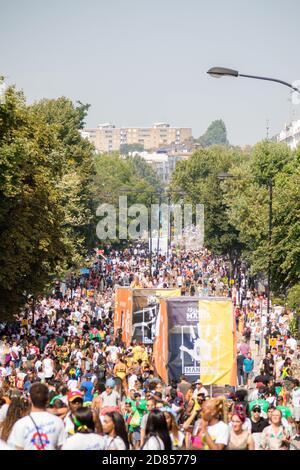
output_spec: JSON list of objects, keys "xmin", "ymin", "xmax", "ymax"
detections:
[
  {"xmin": 120, "ymin": 143, "xmax": 144, "ymax": 155},
  {"xmin": 171, "ymin": 145, "xmax": 244, "ymax": 266},
  {"xmin": 197, "ymin": 119, "xmax": 229, "ymax": 147},
  {"xmin": 0, "ymin": 82, "xmax": 95, "ymax": 319}
]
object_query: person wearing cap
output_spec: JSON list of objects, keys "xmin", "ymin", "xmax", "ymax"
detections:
[
  {"xmin": 249, "ymin": 389, "xmax": 269, "ymax": 417},
  {"xmin": 250, "ymin": 406, "xmax": 269, "ymax": 433},
  {"xmin": 99, "ymin": 379, "xmax": 120, "ymax": 416},
  {"xmin": 64, "ymin": 391, "xmax": 84, "ymax": 436},
  {"xmin": 192, "ymin": 380, "xmax": 208, "ymax": 399}
]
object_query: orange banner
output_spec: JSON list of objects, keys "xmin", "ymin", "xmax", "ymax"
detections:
[
  {"xmin": 114, "ymin": 287, "xmax": 132, "ymax": 346},
  {"xmin": 153, "ymin": 299, "xmax": 169, "ymax": 384}
]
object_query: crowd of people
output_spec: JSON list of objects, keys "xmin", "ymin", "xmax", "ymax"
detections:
[{"xmin": 0, "ymin": 246, "xmax": 299, "ymax": 451}]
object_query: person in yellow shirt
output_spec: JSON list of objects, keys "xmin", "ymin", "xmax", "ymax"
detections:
[
  {"xmin": 132, "ymin": 344, "xmax": 144, "ymax": 362},
  {"xmin": 141, "ymin": 348, "xmax": 149, "ymax": 364},
  {"xmin": 125, "ymin": 352, "xmax": 134, "ymax": 369},
  {"xmin": 113, "ymin": 355, "xmax": 128, "ymax": 396}
]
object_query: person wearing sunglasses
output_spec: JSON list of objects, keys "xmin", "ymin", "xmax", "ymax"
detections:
[{"xmin": 250, "ymin": 406, "xmax": 269, "ymax": 433}]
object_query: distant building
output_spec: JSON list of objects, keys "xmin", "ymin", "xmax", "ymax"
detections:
[
  {"xmin": 80, "ymin": 123, "xmax": 192, "ymax": 153},
  {"xmin": 135, "ymin": 151, "xmax": 191, "ymax": 184},
  {"xmin": 277, "ymin": 120, "xmax": 300, "ymax": 149}
]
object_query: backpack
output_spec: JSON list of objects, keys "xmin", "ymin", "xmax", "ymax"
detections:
[
  {"xmin": 244, "ymin": 327, "xmax": 251, "ymax": 339},
  {"xmin": 97, "ymin": 353, "xmax": 105, "ymax": 365},
  {"xmin": 130, "ymin": 409, "xmax": 142, "ymax": 428}
]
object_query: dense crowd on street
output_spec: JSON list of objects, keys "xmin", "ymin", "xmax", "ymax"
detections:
[{"xmin": 0, "ymin": 246, "xmax": 299, "ymax": 450}]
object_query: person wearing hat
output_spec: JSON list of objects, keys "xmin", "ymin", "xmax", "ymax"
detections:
[
  {"xmin": 64, "ymin": 391, "xmax": 84, "ymax": 436},
  {"xmin": 250, "ymin": 405, "xmax": 269, "ymax": 433},
  {"xmin": 192, "ymin": 380, "xmax": 208, "ymax": 399},
  {"xmin": 99, "ymin": 379, "xmax": 120, "ymax": 416}
]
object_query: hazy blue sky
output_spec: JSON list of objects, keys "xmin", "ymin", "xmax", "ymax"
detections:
[{"xmin": 1, "ymin": 0, "xmax": 299, "ymax": 145}]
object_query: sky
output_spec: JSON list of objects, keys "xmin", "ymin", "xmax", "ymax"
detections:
[{"xmin": 1, "ymin": 0, "xmax": 300, "ymax": 146}]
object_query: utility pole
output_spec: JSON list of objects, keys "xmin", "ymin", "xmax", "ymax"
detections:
[
  {"xmin": 266, "ymin": 178, "xmax": 273, "ymax": 353},
  {"xmin": 149, "ymin": 193, "xmax": 153, "ymax": 277},
  {"xmin": 156, "ymin": 192, "xmax": 162, "ymax": 273}
]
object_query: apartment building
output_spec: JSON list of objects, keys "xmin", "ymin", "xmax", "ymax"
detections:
[
  {"xmin": 277, "ymin": 120, "xmax": 300, "ymax": 150},
  {"xmin": 81, "ymin": 122, "xmax": 192, "ymax": 153}
]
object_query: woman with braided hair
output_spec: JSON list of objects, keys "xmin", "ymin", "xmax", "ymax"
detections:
[{"xmin": 192, "ymin": 397, "xmax": 229, "ymax": 450}]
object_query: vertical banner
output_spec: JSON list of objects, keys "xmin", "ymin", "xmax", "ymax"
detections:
[
  {"xmin": 131, "ymin": 288, "xmax": 180, "ymax": 345},
  {"xmin": 114, "ymin": 287, "xmax": 132, "ymax": 346},
  {"xmin": 198, "ymin": 299, "xmax": 236, "ymax": 386},
  {"xmin": 167, "ymin": 298, "xmax": 200, "ymax": 384},
  {"xmin": 153, "ymin": 299, "xmax": 168, "ymax": 384},
  {"xmin": 165, "ymin": 297, "xmax": 236, "ymax": 386}
]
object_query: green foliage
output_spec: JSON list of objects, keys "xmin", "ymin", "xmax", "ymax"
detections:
[
  {"xmin": 92, "ymin": 152, "xmax": 163, "ymax": 244},
  {"xmin": 171, "ymin": 138, "xmax": 300, "ymax": 296},
  {"xmin": 127, "ymin": 155, "xmax": 163, "ymax": 193},
  {"xmin": 287, "ymin": 284, "xmax": 300, "ymax": 313},
  {"xmin": 197, "ymin": 119, "xmax": 229, "ymax": 147},
  {"xmin": 171, "ymin": 145, "xmax": 243, "ymax": 262},
  {"xmin": 120, "ymin": 143, "xmax": 144, "ymax": 155},
  {"xmin": 30, "ymin": 97, "xmax": 96, "ymax": 260},
  {"xmin": 0, "ymin": 82, "xmax": 95, "ymax": 320}
]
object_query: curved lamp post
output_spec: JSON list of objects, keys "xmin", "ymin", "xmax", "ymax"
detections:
[{"xmin": 207, "ymin": 67, "xmax": 300, "ymax": 93}]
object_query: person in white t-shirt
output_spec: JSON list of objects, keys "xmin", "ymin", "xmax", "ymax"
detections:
[
  {"xmin": 192, "ymin": 380, "xmax": 209, "ymax": 399},
  {"xmin": 194, "ymin": 398, "xmax": 229, "ymax": 450},
  {"xmin": 42, "ymin": 355, "xmax": 54, "ymax": 380},
  {"xmin": 106, "ymin": 341, "xmax": 120, "ymax": 363},
  {"xmin": 127, "ymin": 373, "xmax": 138, "ymax": 391},
  {"xmin": 68, "ymin": 324, "xmax": 77, "ymax": 337},
  {"xmin": 292, "ymin": 379, "xmax": 300, "ymax": 423},
  {"xmin": 141, "ymin": 410, "xmax": 172, "ymax": 450},
  {"xmin": 286, "ymin": 335, "xmax": 297, "ymax": 352},
  {"xmin": 62, "ymin": 407, "xmax": 105, "ymax": 450},
  {"xmin": 0, "ymin": 364, "xmax": 7, "ymax": 387},
  {"xmin": 0, "ymin": 438, "xmax": 14, "ymax": 450},
  {"xmin": 8, "ymin": 383, "xmax": 65, "ymax": 450},
  {"xmin": 0, "ymin": 403, "xmax": 9, "ymax": 424},
  {"xmin": 102, "ymin": 411, "xmax": 129, "ymax": 450}
]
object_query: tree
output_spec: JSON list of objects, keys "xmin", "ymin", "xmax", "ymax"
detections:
[
  {"xmin": 197, "ymin": 119, "xmax": 229, "ymax": 147},
  {"xmin": 0, "ymin": 82, "xmax": 69, "ymax": 319},
  {"xmin": 224, "ymin": 141, "xmax": 298, "ymax": 293},
  {"xmin": 170, "ymin": 145, "xmax": 244, "ymax": 269},
  {"xmin": 92, "ymin": 153, "xmax": 163, "ymax": 246},
  {"xmin": 120, "ymin": 143, "xmax": 144, "ymax": 155},
  {"xmin": 0, "ymin": 81, "xmax": 96, "ymax": 320},
  {"xmin": 127, "ymin": 155, "xmax": 163, "ymax": 192},
  {"xmin": 30, "ymin": 97, "xmax": 96, "ymax": 261},
  {"xmin": 287, "ymin": 284, "xmax": 300, "ymax": 339}
]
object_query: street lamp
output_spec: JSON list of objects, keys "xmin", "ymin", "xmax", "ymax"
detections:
[
  {"xmin": 217, "ymin": 173, "xmax": 273, "ymax": 353},
  {"xmin": 207, "ymin": 67, "xmax": 300, "ymax": 93}
]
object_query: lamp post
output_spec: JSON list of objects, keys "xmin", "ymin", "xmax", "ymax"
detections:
[
  {"xmin": 207, "ymin": 67, "xmax": 300, "ymax": 94},
  {"xmin": 208, "ymin": 66, "xmax": 298, "ymax": 352},
  {"xmin": 217, "ymin": 173, "xmax": 273, "ymax": 353}
]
